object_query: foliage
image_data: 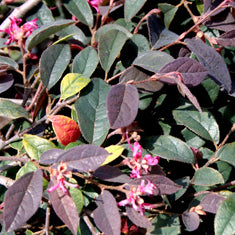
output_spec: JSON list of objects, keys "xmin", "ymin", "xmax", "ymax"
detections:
[{"xmin": 0, "ymin": 0, "xmax": 235, "ymax": 234}]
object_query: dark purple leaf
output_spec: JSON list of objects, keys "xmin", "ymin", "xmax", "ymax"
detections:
[
  {"xmin": 48, "ymin": 177, "xmax": 78, "ymax": 235},
  {"xmin": 216, "ymin": 30, "xmax": 235, "ymax": 47},
  {"xmin": 0, "ymin": 74, "xmax": 14, "ymax": 94},
  {"xmin": 93, "ymin": 190, "xmax": 121, "ymax": 235},
  {"xmin": 128, "ymin": 175, "xmax": 182, "ymax": 195},
  {"xmin": 4, "ymin": 170, "xmax": 43, "ymax": 232},
  {"xmin": 185, "ymin": 38, "xmax": 231, "ymax": 93},
  {"xmin": 203, "ymin": 0, "xmax": 225, "ymax": 15},
  {"xmin": 107, "ymin": 84, "xmax": 139, "ymax": 129},
  {"xmin": 182, "ymin": 211, "xmax": 200, "ymax": 232},
  {"xmin": 119, "ymin": 66, "xmax": 164, "ymax": 92},
  {"xmin": 147, "ymin": 14, "xmax": 178, "ymax": 49},
  {"xmin": 200, "ymin": 193, "xmax": 225, "ymax": 214},
  {"xmin": 0, "ymin": 64, "xmax": 9, "ymax": 76},
  {"xmin": 53, "ymin": 145, "xmax": 109, "ymax": 172},
  {"xmin": 158, "ymin": 57, "xmax": 208, "ymax": 87},
  {"xmin": 93, "ymin": 165, "xmax": 130, "ymax": 183},
  {"xmin": 126, "ymin": 205, "xmax": 151, "ymax": 229},
  {"xmin": 40, "ymin": 149, "xmax": 65, "ymax": 165}
]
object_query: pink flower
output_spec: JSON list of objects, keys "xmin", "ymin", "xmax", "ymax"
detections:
[
  {"xmin": 1, "ymin": 17, "xmax": 38, "ymax": 45},
  {"xmin": 87, "ymin": 0, "xmax": 103, "ymax": 13}
]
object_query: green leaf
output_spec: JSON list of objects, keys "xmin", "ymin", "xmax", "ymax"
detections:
[
  {"xmin": 173, "ymin": 104, "xmax": 220, "ymax": 144},
  {"xmin": 193, "ymin": 167, "xmax": 224, "ymax": 186},
  {"xmin": 0, "ymin": 56, "xmax": 18, "ymax": 70},
  {"xmin": 181, "ymin": 128, "xmax": 205, "ymax": 148},
  {"xmin": 26, "ymin": 19, "xmax": 74, "ymax": 50},
  {"xmin": 72, "ymin": 47, "xmax": 99, "ymax": 77},
  {"xmin": 40, "ymin": 43, "xmax": 71, "ymax": 90},
  {"xmin": 98, "ymin": 29, "xmax": 130, "ymax": 73},
  {"xmin": 60, "ymin": 73, "xmax": 90, "ymax": 100},
  {"xmin": 0, "ymin": 99, "xmax": 28, "ymax": 119},
  {"xmin": 75, "ymin": 78, "xmax": 110, "ymax": 146},
  {"xmin": 215, "ymin": 194, "xmax": 235, "ymax": 235},
  {"xmin": 131, "ymin": 34, "xmax": 150, "ymax": 54},
  {"xmin": 124, "ymin": 0, "xmax": 147, "ymax": 22},
  {"xmin": 201, "ymin": 78, "xmax": 220, "ymax": 104},
  {"xmin": 142, "ymin": 135, "xmax": 195, "ymax": 164},
  {"xmin": 23, "ymin": 134, "xmax": 57, "ymax": 160},
  {"xmin": 15, "ymin": 162, "xmax": 37, "ymax": 180},
  {"xmin": 216, "ymin": 142, "xmax": 235, "ymax": 167},
  {"xmin": 102, "ymin": 145, "xmax": 124, "ymax": 165},
  {"xmin": 63, "ymin": 0, "xmax": 93, "ymax": 27},
  {"xmin": 158, "ymin": 3, "xmax": 178, "ymax": 28}
]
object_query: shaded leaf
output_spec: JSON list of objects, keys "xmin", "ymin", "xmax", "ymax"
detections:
[
  {"xmin": 0, "ymin": 116, "xmax": 11, "ymax": 129},
  {"xmin": 0, "ymin": 74, "xmax": 14, "ymax": 94},
  {"xmin": 48, "ymin": 177, "xmax": 78, "ymax": 235},
  {"xmin": 158, "ymin": 57, "xmax": 208, "ymax": 87},
  {"xmin": 0, "ymin": 98, "xmax": 28, "ymax": 119},
  {"xmin": 182, "ymin": 211, "xmax": 200, "ymax": 232},
  {"xmin": 4, "ymin": 170, "xmax": 43, "ymax": 232},
  {"xmin": 53, "ymin": 145, "xmax": 110, "ymax": 172},
  {"xmin": 102, "ymin": 145, "xmax": 124, "ymax": 165},
  {"xmin": 60, "ymin": 73, "xmax": 90, "ymax": 100},
  {"xmin": 0, "ymin": 56, "xmax": 18, "ymax": 70},
  {"xmin": 142, "ymin": 135, "xmax": 195, "ymax": 164},
  {"xmin": 200, "ymin": 193, "xmax": 225, "ymax": 214},
  {"xmin": 124, "ymin": 0, "xmax": 147, "ymax": 22},
  {"xmin": 193, "ymin": 167, "xmax": 224, "ymax": 186},
  {"xmin": 48, "ymin": 115, "xmax": 81, "ymax": 146},
  {"xmin": 125, "ymin": 205, "xmax": 151, "ymax": 229},
  {"xmin": 173, "ymin": 104, "xmax": 220, "ymax": 143},
  {"xmin": 63, "ymin": 0, "xmax": 93, "ymax": 27},
  {"xmin": 40, "ymin": 149, "xmax": 65, "ymax": 165},
  {"xmin": 216, "ymin": 30, "xmax": 235, "ymax": 47},
  {"xmin": 15, "ymin": 162, "xmax": 37, "ymax": 180},
  {"xmin": 185, "ymin": 38, "xmax": 232, "ymax": 93},
  {"xmin": 23, "ymin": 134, "xmax": 57, "ymax": 160},
  {"xmin": 26, "ymin": 19, "xmax": 74, "ymax": 50},
  {"xmin": 72, "ymin": 47, "xmax": 99, "ymax": 77},
  {"xmin": 75, "ymin": 78, "xmax": 110, "ymax": 145},
  {"xmin": 214, "ymin": 194, "xmax": 235, "ymax": 235},
  {"xmin": 107, "ymin": 84, "xmax": 139, "ymax": 129},
  {"xmin": 93, "ymin": 190, "xmax": 121, "ymax": 235},
  {"xmin": 40, "ymin": 43, "xmax": 71, "ymax": 90},
  {"xmin": 216, "ymin": 142, "xmax": 235, "ymax": 167}
]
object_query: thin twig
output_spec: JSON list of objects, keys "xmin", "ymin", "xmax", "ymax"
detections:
[
  {"xmin": 0, "ymin": 175, "xmax": 15, "ymax": 188},
  {"xmin": 45, "ymin": 205, "xmax": 51, "ymax": 235}
]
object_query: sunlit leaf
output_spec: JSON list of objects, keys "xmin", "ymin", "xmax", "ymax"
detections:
[
  {"xmin": 200, "ymin": 194, "xmax": 225, "ymax": 214},
  {"xmin": 15, "ymin": 162, "xmax": 37, "ymax": 180},
  {"xmin": 216, "ymin": 142, "xmax": 235, "ymax": 167},
  {"xmin": 102, "ymin": 145, "xmax": 124, "ymax": 165}
]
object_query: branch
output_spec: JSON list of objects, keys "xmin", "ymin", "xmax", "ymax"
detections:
[{"xmin": 0, "ymin": 175, "xmax": 15, "ymax": 188}]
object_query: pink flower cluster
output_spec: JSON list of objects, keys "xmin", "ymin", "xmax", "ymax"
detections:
[
  {"xmin": 124, "ymin": 132, "xmax": 160, "ymax": 178},
  {"xmin": 1, "ymin": 17, "xmax": 38, "ymax": 45},
  {"xmin": 118, "ymin": 180, "xmax": 156, "ymax": 215},
  {"xmin": 87, "ymin": 0, "xmax": 103, "ymax": 13},
  {"xmin": 48, "ymin": 162, "xmax": 79, "ymax": 195}
]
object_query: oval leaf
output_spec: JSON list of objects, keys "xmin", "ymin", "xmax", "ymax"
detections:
[
  {"xmin": 0, "ymin": 56, "xmax": 18, "ymax": 70},
  {"xmin": 193, "ymin": 167, "xmax": 224, "ymax": 186},
  {"xmin": 40, "ymin": 149, "xmax": 65, "ymax": 165},
  {"xmin": 200, "ymin": 194, "xmax": 225, "ymax": 214},
  {"xmin": 182, "ymin": 211, "xmax": 200, "ymax": 232},
  {"xmin": 40, "ymin": 43, "xmax": 71, "ymax": 90},
  {"xmin": 26, "ymin": 19, "xmax": 74, "ymax": 50},
  {"xmin": 142, "ymin": 135, "xmax": 195, "ymax": 164},
  {"xmin": 124, "ymin": 0, "xmax": 147, "ymax": 22},
  {"xmin": 60, "ymin": 73, "xmax": 90, "ymax": 100},
  {"xmin": 107, "ymin": 84, "xmax": 139, "ymax": 129},
  {"xmin": 0, "ymin": 74, "xmax": 14, "ymax": 94},
  {"xmin": 93, "ymin": 190, "xmax": 121, "ymax": 235},
  {"xmin": 23, "ymin": 134, "xmax": 57, "ymax": 160},
  {"xmin": 75, "ymin": 78, "xmax": 110, "ymax": 145},
  {"xmin": 185, "ymin": 38, "xmax": 232, "ymax": 93},
  {"xmin": 48, "ymin": 115, "xmax": 81, "ymax": 146},
  {"xmin": 216, "ymin": 142, "xmax": 235, "ymax": 167},
  {"xmin": 4, "ymin": 170, "xmax": 43, "ymax": 232}
]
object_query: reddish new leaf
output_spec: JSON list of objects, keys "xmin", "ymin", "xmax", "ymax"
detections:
[
  {"xmin": 107, "ymin": 84, "xmax": 139, "ymax": 129},
  {"xmin": 93, "ymin": 190, "xmax": 121, "ymax": 235},
  {"xmin": 53, "ymin": 145, "xmax": 110, "ymax": 172},
  {"xmin": 158, "ymin": 57, "xmax": 208, "ymax": 87},
  {"xmin": 4, "ymin": 170, "xmax": 43, "ymax": 232},
  {"xmin": 200, "ymin": 193, "xmax": 225, "ymax": 214},
  {"xmin": 48, "ymin": 115, "xmax": 81, "ymax": 146},
  {"xmin": 48, "ymin": 177, "xmax": 78, "ymax": 235},
  {"xmin": 182, "ymin": 211, "xmax": 200, "ymax": 232}
]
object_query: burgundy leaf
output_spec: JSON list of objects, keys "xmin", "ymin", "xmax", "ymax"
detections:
[
  {"xmin": 40, "ymin": 148, "xmax": 65, "ymax": 165},
  {"xmin": 93, "ymin": 190, "xmax": 121, "ymax": 235},
  {"xmin": 200, "ymin": 193, "xmax": 225, "ymax": 214},
  {"xmin": 182, "ymin": 211, "xmax": 200, "ymax": 232},
  {"xmin": 0, "ymin": 74, "xmax": 14, "ymax": 94},
  {"xmin": 125, "ymin": 205, "xmax": 151, "ymax": 229},
  {"xmin": 203, "ymin": 0, "xmax": 226, "ymax": 15},
  {"xmin": 53, "ymin": 145, "xmax": 110, "ymax": 172},
  {"xmin": 216, "ymin": 30, "xmax": 235, "ymax": 47},
  {"xmin": 107, "ymin": 84, "xmax": 139, "ymax": 129},
  {"xmin": 185, "ymin": 38, "xmax": 231, "ymax": 93},
  {"xmin": 119, "ymin": 66, "xmax": 164, "ymax": 92},
  {"xmin": 4, "ymin": 170, "xmax": 43, "ymax": 232},
  {"xmin": 158, "ymin": 58, "xmax": 208, "ymax": 87},
  {"xmin": 0, "ymin": 64, "xmax": 9, "ymax": 76},
  {"xmin": 93, "ymin": 165, "xmax": 130, "ymax": 183},
  {"xmin": 48, "ymin": 177, "xmax": 78, "ymax": 235}
]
